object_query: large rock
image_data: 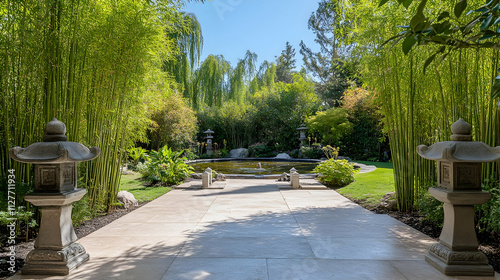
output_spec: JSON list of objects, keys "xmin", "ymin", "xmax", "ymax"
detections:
[
  {"xmin": 379, "ymin": 191, "xmax": 397, "ymax": 211},
  {"xmin": 230, "ymin": 148, "xmax": 248, "ymax": 158},
  {"xmin": 117, "ymin": 191, "xmax": 138, "ymax": 209},
  {"xmin": 275, "ymin": 153, "xmax": 291, "ymax": 159}
]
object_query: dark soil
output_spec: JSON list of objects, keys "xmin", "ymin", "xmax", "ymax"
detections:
[{"xmin": 0, "ymin": 203, "xmax": 145, "ymax": 279}]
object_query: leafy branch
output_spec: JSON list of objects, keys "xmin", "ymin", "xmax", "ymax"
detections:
[{"xmin": 380, "ymin": 0, "xmax": 500, "ymax": 97}]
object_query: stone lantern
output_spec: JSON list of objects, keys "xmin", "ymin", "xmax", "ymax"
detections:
[
  {"xmin": 297, "ymin": 124, "xmax": 307, "ymax": 147},
  {"xmin": 204, "ymin": 129, "xmax": 214, "ymax": 155},
  {"xmin": 9, "ymin": 118, "xmax": 100, "ymax": 275},
  {"xmin": 416, "ymin": 118, "xmax": 497, "ymax": 276}
]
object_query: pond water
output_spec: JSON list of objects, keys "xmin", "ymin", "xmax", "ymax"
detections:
[{"xmin": 189, "ymin": 160, "xmax": 319, "ymax": 175}]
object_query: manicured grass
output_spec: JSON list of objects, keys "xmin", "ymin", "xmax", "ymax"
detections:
[
  {"xmin": 119, "ymin": 173, "xmax": 171, "ymax": 203},
  {"xmin": 336, "ymin": 161, "xmax": 395, "ymax": 209}
]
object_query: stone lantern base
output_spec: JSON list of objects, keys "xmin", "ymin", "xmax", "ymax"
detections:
[
  {"xmin": 22, "ymin": 189, "xmax": 89, "ymax": 275},
  {"xmin": 424, "ymin": 188, "xmax": 494, "ymax": 276},
  {"xmin": 426, "ymin": 243, "xmax": 493, "ymax": 276},
  {"xmin": 22, "ymin": 243, "xmax": 89, "ymax": 275}
]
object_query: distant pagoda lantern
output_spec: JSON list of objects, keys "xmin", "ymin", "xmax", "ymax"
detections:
[
  {"xmin": 416, "ymin": 118, "xmax": 497, "ymax": 276},
  {"xmin": 9, "ymin": 118, "xmax": 100, "ymax": 275},
  {"xmin": 204, "ymin": 129, "xmax": 214, "ymax": 155},
  {"xmin": 297, "ymin": 124, "xmax": 308, "ymax": 147}
]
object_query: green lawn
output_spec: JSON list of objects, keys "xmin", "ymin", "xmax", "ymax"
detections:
[
  {"xmin": 119, "ymin": 173, "xmax": 171, "ymax": 203},
  {"xmin": 336, "ymin": 161, "xmax": 395, "ymax": 209}
]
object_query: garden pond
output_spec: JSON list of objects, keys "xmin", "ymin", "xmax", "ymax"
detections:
[{"xmin": 188, "ymin": 159, "xmax": 320, "ymax": 175}]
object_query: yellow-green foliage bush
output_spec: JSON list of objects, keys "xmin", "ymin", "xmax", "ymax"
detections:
[{"xmin": 314, "ymin": 159, "xmax": 358, "ymax": 188}]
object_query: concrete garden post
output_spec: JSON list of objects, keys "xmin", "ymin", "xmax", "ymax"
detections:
[
  {"xmin": 416, "ymin": 118, "xmax": 497, "ymax": 276},
  {"xmin": 202, "ymin": 167, "xmax": 213, "ymax": 188},
  {"xmin": 9, "ymin": 119, "xmax": 100, "ymax": 275},
  {"xmin": 290, "ymin": 168, "xmax": 300, "ymax": 189}
]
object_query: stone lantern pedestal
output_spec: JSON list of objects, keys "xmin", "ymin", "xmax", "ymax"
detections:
[
  {"xmin": 417, "ymin": 119, "xmax": 497, "ymax": 276},
  {"xmin": 10, "ymin": 119, "xmax": 100, "ymax": 275}
]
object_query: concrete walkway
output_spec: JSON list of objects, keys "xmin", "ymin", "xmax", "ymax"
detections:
[{"xmin": 12, "ymin": 179, "xmax": 499, "ymax": 280}]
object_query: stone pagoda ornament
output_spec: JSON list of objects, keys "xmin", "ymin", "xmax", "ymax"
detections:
[
  {"xmin": 416, "ymin": 118, "xmax": 497, "ymax": 276},
  {"xmin": 204, "ymin": 129, "xmax": 214, "ymax": 155},
  {"xmin": 297, "ymin": 124, "xmax": 308, "ymax": 147},
  {"xmin": 10, "ymin": 118, "xmax": 100, "ymax": 275}
]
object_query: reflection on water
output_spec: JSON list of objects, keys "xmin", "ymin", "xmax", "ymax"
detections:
[{"xmin": 189, "ymin": 160, "xmax": 318, "ymax": 174}]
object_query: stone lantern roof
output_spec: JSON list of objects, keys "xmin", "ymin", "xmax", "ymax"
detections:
[
  {"xmin": 9, "ymin": 118, "xmax": 100, "ymax": 164},
  {"xmin": 204, "ymin": 129, "xmax": 214, "ymax": 134},
  {"xmin": 417, "ymin": 118, "xmax": 500, "ymax": 163},
  {"xmin": 297, "ymin": 124, "xmax": 307, "ymax": 131}
]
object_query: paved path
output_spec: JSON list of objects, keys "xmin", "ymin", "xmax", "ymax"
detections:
[{"xmin": 12, "ymin": 179, "xmax": 499, "ymax": 280}]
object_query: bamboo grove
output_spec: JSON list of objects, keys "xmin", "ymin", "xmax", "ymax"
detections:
[
  {"xmin": 0, "ymin": 0, "xmax": 198, "ymax": 211},
  {"xmin": 336, "ymin": 0, "xmax": 499, "ymax": 211}
]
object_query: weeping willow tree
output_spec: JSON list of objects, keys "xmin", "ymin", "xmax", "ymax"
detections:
[
  {"xmin": 0, "ymin": 0, "xmax": 189, "ymax": 211},
  {"xmin": 229, "ymin": 50, "xmax": 257, "ymax": 104},
  {"xmin": 249, "ymin": 61, "xmax": 277, "ymax": 95},
  {"xmin": 163, "ymin": 12, "xmax": 203, "ymax": 105},
  {"xmin": 192, "ymin": 54, "xmax": 232, "ymax": 109},
  {"xmin": 334, "ymin": 0, "xmax": 499, "ymax": 211}
]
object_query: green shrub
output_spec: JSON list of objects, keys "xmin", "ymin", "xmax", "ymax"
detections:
[
  {"xmin": 216, "ymin": 148, "xmax": 230, "ymax": 158},
  {"xmin": 71, "ymin": 195, "xmax": 106, "ymax": 227},
  {"xmin": 127, "ymin": 146, "xmax": 147, "ymax": 166},
  {"xmin": 289, "ymin": 149, "xmax": 300, "ymax": 158},
  {"xmin": 138, "ymin": 146, "xmax": 194, "ymax": 185},
  {"xmin": 305, "ymin": 107, "xmax": 352, "ymax": 145},
  {"xmin": 300, "ymin": 146, "xmax": 323, "ymax": 159},
  {"xmin": 248, "ymin": 143, "xmax": 274, "ymax": 157},
  {"xmin": 184, "ymin": 148, "xmax": 199, "ymax": 160},
  {"xmin": 0, "ymin": 206, "xmax": 37, "ymax": 246},
  {"xmin": 416, "ymin": 192, "xmax": 444, "ymax": 227},
  {"xmin": 314, "ymin": 159, "xmax": 358, "ymax": 188},
  {"xmin": 476, "ymin": 177, "xmax": 500, "ymax": 234}
]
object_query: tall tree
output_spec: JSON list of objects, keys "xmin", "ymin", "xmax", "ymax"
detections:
[
  {"xmin": 163, "ymin": 12, "xmax": 203, "ymax": 105},
  {"xmin": 300, "ymin": 0, "xmax": 358, "ymax": 107},
  {"xmin": 249, "ymin": 61, "xmax": 277, "ymax": 95},
  {"xmin": 193, "ymin": 54, "xmax": 231, "ymax": 108},
  {"xmin": 275, "ymin": 42, "xmax": 296, "ymax": 84},
  {"xmin": 230, "ymin": 50, "xmax": 257, "ymax": 104}
]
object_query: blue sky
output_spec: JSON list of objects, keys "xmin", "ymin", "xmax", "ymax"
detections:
[{"xmin": 183, "ymin": 0, "xmax": 322, "ymax": 70}]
